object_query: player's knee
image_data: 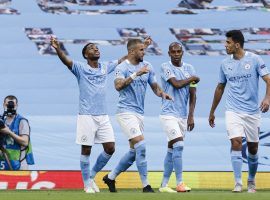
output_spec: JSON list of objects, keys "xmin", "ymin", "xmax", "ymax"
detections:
[
  {"xmin": 248, "ymin": 145, "xmax": 258, "ymax": 155},
  {"xmin": 231, "ymin": 138, "xmax": 242, "ymax": 150},
  {"xmin": 104, "ymin": 146, "xmax": 115, "ymax": 155},
  {"xmin": 81, "ymin": 145, "xmax": 91, "ymax": 155}
]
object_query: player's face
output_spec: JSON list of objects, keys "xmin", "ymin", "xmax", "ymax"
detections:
[
  {"xmin": 169, "ymin": 45, "xmax": 183, "ymax": 63},
  {"xmin": 133, "ymin": 43, "xmax": 145, "ymax": 62},
  {"xmin": 85, "ymin": 44, "xmax": 100, "ymax": 60},
  {"xmin": 225, "ymin": 37, "xmax": 238, "ymax": 55}
]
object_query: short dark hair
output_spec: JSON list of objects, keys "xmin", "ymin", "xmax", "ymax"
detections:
[
  {"xmin": 169, "ymin": 42, "xmax": 182, "ymax": 51},
  {"xmin": 4, "ymin": 95, "xmax": 18, "ymax": 103},
  {"xmin": 127, "ymin": 39, "xmax": 143, "ymax": 51},
  {"xmin": 225, "ymin": 30, "xmax": 245, "ymax": 48},
  {"xmin": 82, "ymin": 43, "xmax": 94, "ymax": 59}
]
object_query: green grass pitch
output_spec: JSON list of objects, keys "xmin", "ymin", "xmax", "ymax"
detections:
[{"xmin": 1, "ymin": 190, "xmax": 270, "ymax": 200}]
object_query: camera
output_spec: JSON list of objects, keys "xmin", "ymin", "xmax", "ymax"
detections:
[{"xmin": 6, "ymin": 101, "xmax": 16, "ymax": 115}]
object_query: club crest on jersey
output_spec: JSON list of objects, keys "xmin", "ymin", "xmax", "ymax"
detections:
[
  {"xmin": 244, "ymin": 64, "xmax": 251, "ymax": 70},
  {"xmin": 101, "ymin": 68, "xmax": 106, "ymax": 74},
  {"xmin": 130, "ymin": 128, "xmax": 138, "ymax": 135},
  {"xmin": 81, "ymin": 135, "xmax": 88, "ymax": 143},
  {"xmin": 166, "ymin": 69, "xmax": 171, "ymax": 77},
  {"xmin": 169, "ymin": 129, "xmax": 177, "ymax": 135}
]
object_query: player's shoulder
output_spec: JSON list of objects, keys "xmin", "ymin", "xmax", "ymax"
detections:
[
  {"xmin": 72, "ymin": 60, "xmax": 87, "ymax": 69},
  {"xmin": 73, "ymin": 60, "xmax": 85, "ymax": 66},
  {"xmin": 182, "ymin": 62, "xmax": 194, "ymax": 69},
  {"xmin": 116, "ymin": 59, "xmax": 128, "ymax": 69},
  {"xmin": 161, "ymin": 61, "xmax": 171, "ymax": 69},
  {"xmin": 221, "ymin": 55, "xmax": 232, "ymax": 65},
  {"xmin": 245, "ymin": 51, "xmax": 261, "ymax": 60}
]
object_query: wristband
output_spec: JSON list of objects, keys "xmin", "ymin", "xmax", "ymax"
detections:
[
  {"xmin": 130, "ymin": 72, "xmax": 137, "ymax": 80},
  {"xmin": 190, "ymin": 81, "xmax": 197, "ymax": 88}
]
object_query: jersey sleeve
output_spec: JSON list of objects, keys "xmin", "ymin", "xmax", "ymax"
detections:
[
  {"xmin": 71, "ymin": 61, "xmax": 83, "ymax": 80},
  {"xmin": 219, "ymin": 63, "xmax": 227, "ymax": 84},
  {"xmin": 114, "ymin": 64, "xmax": 126, "ymax": 80},
  {"xmin": 256, "ymin": 55, "xmax": 269, "ymax": 77},
  {"xmin": 161, "ymin": 63, "xmax": 176, "ymax": 82}
]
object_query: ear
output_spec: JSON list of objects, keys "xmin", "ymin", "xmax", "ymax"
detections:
[
  {"xmin": 130, "ymin": 48, "xmax": 135, "ymax": 55},
  {"xmin": 235, "ymin": 43, "xmax": 240, "ymax": 49}
]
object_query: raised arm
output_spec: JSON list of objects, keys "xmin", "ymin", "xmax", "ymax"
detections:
[
  {"xmin": 150, "ymin": 82, "xmax": 172, "ymax": 100},
  {"xmin": 260, "ymin": 74, "xmax": 270, "ymax": 113},
  {"xmin": 114, "ymin": 65, "xmax": 149, "ymax": 91},
  {"xmin": 208, "ymin": 83, "xmax": 226, "ymax": 128},
  {"xmin": 187, "ymin": 87, "xmax": 197, "ymax": 131},
  {"xmin": 168, "ymin": 76, "xmax": 200, "ymax": 89},
  {"xmin": 117, "ymin": 55, "xmax": 128, "ymax": 65},
  {"xmin": 50, "ymin": 36, "xmax": 72, "ymax": 70}
]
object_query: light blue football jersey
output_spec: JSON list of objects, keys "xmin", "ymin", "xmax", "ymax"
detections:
[
  {"xmin": 219, "ymin": 51, "xmax": 269, "ymax": 114},
  {"xmin": 160, "ymin": 61, "xmax": 196, "ymax": 118},
  {"xmin": 71, "ymin": 60, "xmax": 118, "ymax": 115},
  {"xmin": 115, "ymin": 59, "xmax": 157, "ymax": 115}
]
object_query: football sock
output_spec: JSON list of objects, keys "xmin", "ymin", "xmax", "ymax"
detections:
[
  {"xmin": 231, "ymin": 150, "xmax": 243, "ymax": 185},
  {"xmin": 161, "ymin": 148, "xmax": 173, "ymax": 187},
  {"xmin": 80, "ymin": 155, "xmax": 90, "ymax": 188},
  {"xmin": 135, "ymin": 140, "xmax": 149, "ymax": 187},
  {"xmin": 108, "ymin": 149, "xmax": 136, "ymax": 180},
  {"xmin": 172, "ymin": 141, "xmax": 184, "ymax": 185},
  {"xmin": 248, "ymin": 152, "xmax": 258, "ymax": 181},
  {"xmin": 90, "ymin": 151, "xmax": 112, "ymax": 179}
]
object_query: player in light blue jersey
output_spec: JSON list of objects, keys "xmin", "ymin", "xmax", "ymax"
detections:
[
  {"xmin": 209, "ymin": 30, "xmax": 270, "ymax": 193},
  {"xmin": 103, "ymin": 38, "xmax": 172, "ymax": 193},
  {"xmin": 50, "ymin": 37, "xmax": 129, "ymax": 194},
  {"xmin": 158, "ymin": 42, "xmax": 200, "ymax": 193}
]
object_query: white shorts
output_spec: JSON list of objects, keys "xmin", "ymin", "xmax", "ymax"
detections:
[
  {"xmin": 116, "ymin": 112, "xmax": 144, "ymax": 140},
  {"xmin": 76, "ymin": 115, "xmax": 115, "ymax": 146},
  {"xmin": 160, "ymin": 115, "xmax": 187, "ymax": 141},
  {"xmin": 225, "ymin": 111, "xmax": 261, "ymax": 142}
]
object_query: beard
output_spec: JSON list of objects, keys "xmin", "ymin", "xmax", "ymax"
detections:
[
  {"xmin": 91, "ymin": 56, "xmax": 100, "ymax": 61},
  {"xmin": 137, "ymin": 57, "xmax": 143, "ymax": 62}
]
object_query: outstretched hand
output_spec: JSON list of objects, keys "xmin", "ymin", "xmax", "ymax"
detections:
[
  {"xmin": 143, "ymin": 36, "xmax": 152, "ymax": 48},
  {"xmin": 50, "ymin": 36, "xmax": 60, "ymax": 50}
]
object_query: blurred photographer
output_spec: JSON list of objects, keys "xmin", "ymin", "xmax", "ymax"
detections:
[{"xmin": 0, "ymin": 95, "xmax": 34, "ymax": 170}]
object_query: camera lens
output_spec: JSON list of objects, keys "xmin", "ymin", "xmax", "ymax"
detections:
[{"xmin": 7, "ymin": 101, "xmax": 15, "ymax": 109}]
